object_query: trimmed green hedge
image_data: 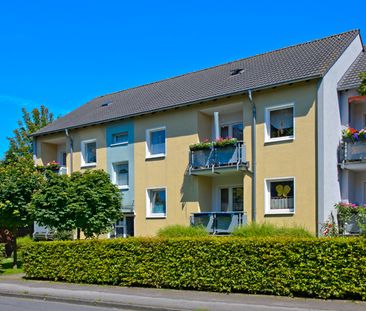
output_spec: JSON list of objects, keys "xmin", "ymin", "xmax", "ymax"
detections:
[{"xmin": 23, "ymin": 237, "xmax": 366, "ymax": 300}]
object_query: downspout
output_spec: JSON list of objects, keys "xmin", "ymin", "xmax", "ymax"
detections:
[
  {"xmin": 65, "ymin": 129, "xmax": 73, "ymax": 174},
  {"xmin": 213, "ymin": 112, "xmax": 220, "ymax": 139},
  {"xmin": 248, "ymin": 90, "xmax": 256, "ymax": 223}
]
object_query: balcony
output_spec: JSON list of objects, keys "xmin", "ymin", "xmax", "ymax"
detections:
[
  {"xmin": 340, "ymin": 140, "xmax": 366, "ymax": 170},
  {"xmin": 190, "ymin": 211, "xmax": 247, "ymax": 234},
  {"xmin": 189, "ymin": 141, "xmax": 247, "ymax": 175}
]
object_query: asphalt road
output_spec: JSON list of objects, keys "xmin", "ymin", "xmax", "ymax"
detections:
[{"xmin": 0, "ymin": 296, "xmax": 135, "ymax": 311}]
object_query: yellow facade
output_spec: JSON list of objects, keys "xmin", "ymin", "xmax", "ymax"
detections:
[{"xmin": 35, "ymin": 80, "xmax": 318, "ymax": 236}]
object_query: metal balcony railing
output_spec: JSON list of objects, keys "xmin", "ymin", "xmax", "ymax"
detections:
[
  {"xmin": 189, "ymin": 141, "xmax": 246, "ymax": 173},
  {"xmin": 339, "ymin": 140, "xmax": 366, "ymax": 163},
  {"xmin": 190, "ymin": 211, "xmax": 247, "ymax": 234}
]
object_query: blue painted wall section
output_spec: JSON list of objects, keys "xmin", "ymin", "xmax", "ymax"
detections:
[{"xmin": 106, "ymin": 121, "xmax": 134, "ymax": 213}]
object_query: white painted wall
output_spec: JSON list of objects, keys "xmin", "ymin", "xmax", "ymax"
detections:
[{"xmin": 317, "ymin": 35, "xmax": 363, "ymax": 231}]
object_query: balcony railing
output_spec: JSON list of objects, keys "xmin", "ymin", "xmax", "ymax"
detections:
[
  {"xmin": 339, "ymin": 140, "xmax": 366, "ymax": 163},
  {"xmin": 189, "ymin": 141, "xmax": 247, "ymax": 174},
  {"xmin": 190, "ymin": 211, "xmax": 247, "ymax": 234}
]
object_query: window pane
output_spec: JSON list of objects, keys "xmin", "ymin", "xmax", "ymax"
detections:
[
  {"xmin": 151, "ymin": 190, "xmax": 166, "ymax": 214},
  {"xmin": 113, "ymin": 132, "xmax": 128, "ymax": 144},
  {"xmin": 232, "ymin": 123, "xmax": 243, "ymax": 140},
  {"xmin": 270, "ymin": 180, "xmax": 294, "ymax": 210},
  {"xmin": 220, "ymin": 126, "xmax": 229, "ymax": 138},
  {"xmin": 86, "ymin": 142, "xmax": 96, "ymax": 163},
  {"xmin": 220, "ymin": 188, "xmax": 229, "ymax": 212},
  {"xmin": 115, "ymin": 163, "xmax": 128, "ymax": 186},
  {"xmin": 270, "ymin": 108, "xmax": 293, "ymax": 138},
  {"xmin": 61, "ymin": 152, "xmax": 67, "ymax": 166},
  {"xmin": 232, "ymin": 187, "xmax": 243, "ymax": 211},
  {"xmin": 150, "ymin": 130, "xmax": 165, "ymax": 155}
]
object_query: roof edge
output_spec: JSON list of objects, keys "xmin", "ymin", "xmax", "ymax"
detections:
[{"xmin": 32, "ymin": 75, "xmax": 322, "ymax": 137}]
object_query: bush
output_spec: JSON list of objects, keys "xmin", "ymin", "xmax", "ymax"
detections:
[
  {"xmin": 232, "ymin": 223, "xmax": 313, "ymax": 238},
  {"xmin": 157, "ymin": 225, "xmax": 208, "ymax": 238},
  {"xmin": 17, "ymin": 236, "xmax": 33, "ymax": 252},
  {"xmin": 23, "ymin": 237, "xmax": 366, "ymax": 300}
]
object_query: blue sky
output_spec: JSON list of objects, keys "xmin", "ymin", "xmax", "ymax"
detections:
[{"xmin": 1, "ymin": 0, "xmax": 365, "ymax": 158}]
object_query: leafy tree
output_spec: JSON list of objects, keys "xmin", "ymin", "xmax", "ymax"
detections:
[
  {"xmin": 5, "ymin": 105, "xmax": 54, "ymax": 163},
  {"xmin": 0, "ymin": 157, "xmax": 42, "ymax": 268},
  {"xmin": 358, "ymin": 72, "xmax": 366, "ymax": 96},
  {"xmin": 31, "ymin": 170, "xmax": 122, "ymax": 239}
]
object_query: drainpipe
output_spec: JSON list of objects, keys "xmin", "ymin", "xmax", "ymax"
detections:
[
  {"xmin": 214, "ymin": 112, "xmax": 220, "ymax": 139},
  {"xmin": 248, "ymin": 90, "xmax": 256, "ymax": 223},
  {"xmin": 65, "ymin": 129, "xmax": 73, "ymax": 174}
]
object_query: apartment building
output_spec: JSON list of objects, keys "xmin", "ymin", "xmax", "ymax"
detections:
[{"xmin": 32, "ymin": 30, "xmax": 365, "ymax": 236}]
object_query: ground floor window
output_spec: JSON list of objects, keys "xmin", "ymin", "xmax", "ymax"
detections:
[
  {"xmin": 146, "ymin": 188, "xmax": 167, "ymax": 217},
  {"xmin": 265, "ymin": 177, "xmax": 295, "ymax": 214},
  {"xmin": 220, "ymin": 186, "xmax": 243, "ymax": 212}
]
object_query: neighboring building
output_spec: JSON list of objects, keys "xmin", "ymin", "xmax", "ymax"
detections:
[{"xmin": 32, "ymin": 30, "xmax": 366, "ymax": 236}]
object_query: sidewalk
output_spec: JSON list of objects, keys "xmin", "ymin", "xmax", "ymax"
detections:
[{"xmin": 0, "ymin": 274, "xmax": 365, "ymax": 311}]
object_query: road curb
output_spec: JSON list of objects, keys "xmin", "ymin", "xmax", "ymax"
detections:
[{"xmin": 0, "ymin": 290, "xmax": 181, "ymax": 311}]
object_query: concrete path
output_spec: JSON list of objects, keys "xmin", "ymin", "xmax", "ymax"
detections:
[{"xmin": 0, "ymin": 274, "xmax": 364, "ymax": 311}]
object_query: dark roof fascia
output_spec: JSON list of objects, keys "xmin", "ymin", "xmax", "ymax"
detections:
[
  {"xmin": 31, "ymin": 75, "xmax": 322, "ymax": 138},
  {"xmin": 338, "ymin": 83, "xmax": 360, "ymax": 91}
]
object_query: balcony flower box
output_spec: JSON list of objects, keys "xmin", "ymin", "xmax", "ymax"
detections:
[
  {"xmin": 342, "ymin": 127, "xmax": 366, "ymax": 142},
  {"xmin": 213, "ymin": 138, "xmax": 238, "ymax": 165},
  {"xmin": 190, "ymin": 140, "xmax": 212, "ymax": 168}
]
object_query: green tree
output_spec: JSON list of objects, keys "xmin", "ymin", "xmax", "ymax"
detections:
[
  {"xmin": 358, "ymin": 72, "xmax": 366, "ymax": 96},
  {"xmin": 31, "ymin": 170, "xmax": 122, "ymax": 239},
  {"xmin": 5, "ymin": 105, "xmax": 54, "ymax": 163},
  {"xmin": 0, "ymin": 158, "xmax": 42, "ymax": 268}
]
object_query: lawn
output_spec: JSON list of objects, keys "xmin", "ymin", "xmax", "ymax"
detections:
[{"xmin": 0, "ymin": 257, "xmax": 23, "ymax": 275}]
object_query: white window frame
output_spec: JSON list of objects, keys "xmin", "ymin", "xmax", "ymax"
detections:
[
  {"xmin": 264, "ymin": 177, "xmax": 295, "ymax": 215},
  {"xmin": 112, "ymin": 162, "xmax": 129, "ymax": 190},
  {"xmin": 111, "ymin": 132, "xmax": 129, "ymax": 147},
  {"xmin": 145, "ymin": 126, "xmax": 166, "ymax": 159},
  {"xmin": 146, "ymin": 187, "xmax": 167, "ymax": 218},
  {"xmin": 218, "ymin": 185, "xmax": 243, "ymax": 212},
  {"xmin": 81, "ymin": 139, "xmax": 97, "ymax": 167},
  {"xmin": 220, "ymin": 122, "xmax": 243, "ymax": 140},
  {"xmin": 265, "ymin": 103, "xmax": 295, "ymax": 143}
]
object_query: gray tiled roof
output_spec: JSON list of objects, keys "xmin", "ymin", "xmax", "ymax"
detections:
[
  {"xmin": 34, "ymin": 30, "xmax": 360, "ymax": 136},
  {"xmin": 338, "ymin": 49, "xmax": 366, "ymax": 90}
]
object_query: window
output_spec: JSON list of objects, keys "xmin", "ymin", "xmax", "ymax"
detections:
[
  {"xmin": 146, "ymin": 188, "xmax": 167, "ymax": 217},
  {"xmin": 113, "ymin": 162, "xmax": 129, "ymax": 189},
  {"xmin": 81, "ymin": 140, "xmax": 96, "ymax": 167},
  {"xmin": 220, "ymin": 122, "xmax": 243, "ymax": 140},
  {"xmin": 146, "ymin": 127, "xmax": 166, "ymax": 158},
  {"xmin": 219, "ymin": 186, "xmax": 243, "ymax": 212},
  {"xmin": 265, "ymin": 104, "xmax": 294, "ymax": 142},
  {"xmin": 265, "ymin": 178, "xmax": 295, "ymax": 214},
  {"xmin": 112, "ymin": 132, "xmax": 128, "ymax": 145}
]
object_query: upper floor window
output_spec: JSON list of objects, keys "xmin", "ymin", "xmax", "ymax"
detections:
[
  {"xmin": 265, "ymin": 104, "xmax": 294, "ymax": 143},
  {"xmin": 81, "ymin": 139, "xmax": 96, "ymax": 167},
  {"xmin": 265, "ymin": 177, "xmax": 295, "ymax": 214},
  {"xmin": 112, "ymin": 132, "xmax": 128, "ymax": 146},
  {"xmin": 146, "ymin": 127, "xmax": 166, "ymax": 159},
  {"xmin": 220, "ymin": 122, "xmax": 243, "ymax": 140},
  {"xmin": 113, "ymin": 162, "xmax": 129, "ymax": 189}
]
